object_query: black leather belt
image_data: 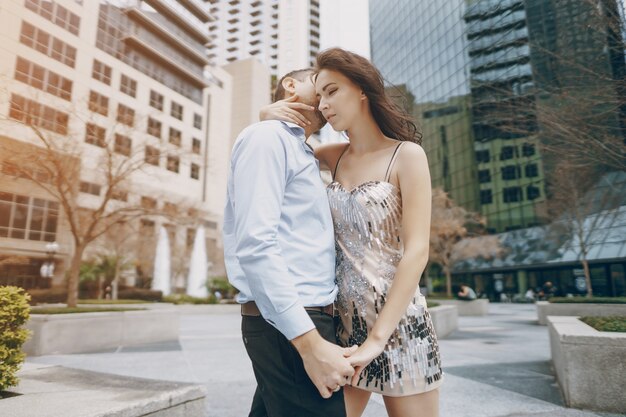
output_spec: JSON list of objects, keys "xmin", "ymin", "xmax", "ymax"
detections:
[{"xmin": 241, "ymin": 301, "xmax": 334, "ymax": 317}]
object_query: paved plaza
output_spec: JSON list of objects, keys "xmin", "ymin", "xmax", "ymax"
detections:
[{"xmin": 26, "ymin": 303, "xmax": 624, "ymax": 417}]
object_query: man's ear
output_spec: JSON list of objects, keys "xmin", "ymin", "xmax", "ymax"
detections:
[{"xmin": 282, "ymin": 77, "xmax": 296, "ymax": 95}]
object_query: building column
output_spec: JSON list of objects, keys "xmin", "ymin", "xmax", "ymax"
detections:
[{"xmin": 517, "ymin": 269, "xmax": 528, "ymax": 296}]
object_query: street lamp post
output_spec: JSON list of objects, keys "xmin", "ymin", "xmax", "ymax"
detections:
[{"xmin": 39, "ymin": 241, "xmax": 59, "ymax": 288}]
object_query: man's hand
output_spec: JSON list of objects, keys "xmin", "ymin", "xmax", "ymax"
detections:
[
  {"xmin": 346, "ymin": 338, "xmax": 386, "ymax": 386},
  {"xmin": 292, "ymin": 330, "xmax": 356, "ymax": 398},
  {"xmin": 259, "ymin": 94, "xmax": 314, "ymax": 128}
]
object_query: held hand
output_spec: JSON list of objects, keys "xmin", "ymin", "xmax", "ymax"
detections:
[
  {"xmin": 347, "ymin": 338, "xmax": 386, "ymax": 386},
  {"xmin": 259, "ymin": 94, "xmax": 314, "ymax": 127},
  {"xmin": 292, "ymin": 331, "xmax": 355, "ymax": 399}
]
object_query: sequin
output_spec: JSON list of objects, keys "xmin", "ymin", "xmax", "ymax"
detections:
[{"xmin": 328, "ymin": 180, "xmax": 443, "ymax": 396}]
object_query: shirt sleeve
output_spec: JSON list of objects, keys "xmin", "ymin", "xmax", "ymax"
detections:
[{"xmin": 231, "ymin": 124, "xmax": 315, "ymax": 340}]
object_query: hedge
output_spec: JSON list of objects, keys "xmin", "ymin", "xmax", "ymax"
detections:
[
  {"xmin": 0, "ymin": 286, "xmax": 31, "ymax": 393},
  {"xmin": 579, "ymin": 316, "xmax": 626, "ymax": 332},
  {"xmin": 550, "ymin": 297, "xmax": 626, "ymax": 304}
]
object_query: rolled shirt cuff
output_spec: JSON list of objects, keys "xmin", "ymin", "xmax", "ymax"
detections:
[{"xmin": 267, "ymin": 302, "xmax": 316, "ymax": 340}]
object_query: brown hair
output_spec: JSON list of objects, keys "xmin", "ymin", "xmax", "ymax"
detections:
[
  {"xmin": 315, "ymin": 48, "xmax": 421, "ymax": 144},
  {"xmin": 273, "ymin": 68, "xmax": 314, "ymax": 102}
]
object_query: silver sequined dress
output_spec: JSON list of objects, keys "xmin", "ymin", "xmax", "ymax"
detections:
[{"xmin": 327, "ymin": 147, "xmax": 443, "ymax": 396}]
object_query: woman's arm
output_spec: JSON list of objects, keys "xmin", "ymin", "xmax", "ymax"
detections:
[
  {"xmin": 347, "ymin": 142, "xmax": 432, "ymax": 382},
  {"xmin": 259, "ymin": 95, "xmax": 314, "ymax": 128}
]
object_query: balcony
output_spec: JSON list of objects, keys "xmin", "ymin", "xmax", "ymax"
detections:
[
  {"xmin": 143, "ymin": 0, "xmax": 210, "ymax": 42},
  {"xmin": 125, "ymin": 7, "xmax": 209, "ymax": 64},
  {"xmin": 122, "ymin": 34, "xmax": 208, "ymax": 88},
  {"xmin": 178, "ymin": 0, "xmax": 213, "ymax": 23}
]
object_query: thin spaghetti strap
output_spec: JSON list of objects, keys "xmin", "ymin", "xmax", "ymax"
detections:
[
  {"xmin": 332, "ymin": 144, "xmax": 350, "ymax": 181},
  {"xmin": 384, "ymin": 142, "xmax": 404, "ymax": 182}
]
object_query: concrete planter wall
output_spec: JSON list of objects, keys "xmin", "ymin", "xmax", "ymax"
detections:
[
  {"xmin": 23, "ymin": 309, "xmax": 179, "ymax": 356},
  {"xmin": 537, "ymin": 301, "xmax": 626, "ymax": 325},
  {"xmin": 429, "ymin": 305, "xmax": 458, "ymax": 338},
  {"xmin": 548, "ymin": 316, "xmax": 626, "ymax": 413},
  {"xmin": 430, "ymin": 299, "xmax": 489, "ymax": 316}
]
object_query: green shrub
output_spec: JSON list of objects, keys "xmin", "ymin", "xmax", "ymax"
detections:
[
  {"xmin": 30, "ymin": 307, "xmax": 145, "ymax": 314},
  {"xmin": 579, "ymin": 316, "xmax": 626, "ymax": 332},
  {"xmin": 208, "ymin": 277, "xmax": 238, "ymax": 299},
  {"xmin": 26, "ymin": 288, "xmax": 67, "ymax": 305},
  {"xmin": 78, "ymin": 299, "xmax": 151, "ymax": 304},
  {"xmin": 162, "ymin": 294, "xmax": 217, "ymax": 305},
  {"xmin": 550, "ymin": 297, "xmax": 626, "ymax": 304},
  {"xmin": 427, "ymin": 302, "xmax": 440, "ymax": 308},
  {"xmin": 117, "ymin": 288, "xmax": 162, "ymax": 302},
  {"xmin": 0, "ymin": 286, "xmax": 31, "ymax": 392}
]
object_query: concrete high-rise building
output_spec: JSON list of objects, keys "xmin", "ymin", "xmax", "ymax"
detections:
[
  {"xmin": 206, "ymin": 0, "xmax": 320, "ymax": 79},
  {"xmin": 0, "ymin": 0, "xmax": 233, "ymax": 289}
]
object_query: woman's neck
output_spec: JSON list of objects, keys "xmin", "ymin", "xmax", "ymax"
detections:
[{"xmin": 345, "ymin": 115, "xmax": 387, "ymax": 153}]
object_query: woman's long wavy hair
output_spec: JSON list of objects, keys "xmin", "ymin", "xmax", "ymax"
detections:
[{"xmin": 315, "ymin": 48, "xmax": 421, "ymax": 144}]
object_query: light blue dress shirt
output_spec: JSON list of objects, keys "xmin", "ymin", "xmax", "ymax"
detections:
[{"xmin": 223, "ymin": 120, "xmax": 337, "ymax": 340}]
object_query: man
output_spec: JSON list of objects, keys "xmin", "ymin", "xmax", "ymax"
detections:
[{"xmin": 223, "ymin": 69, "xmax": 355, "ymax": 417}]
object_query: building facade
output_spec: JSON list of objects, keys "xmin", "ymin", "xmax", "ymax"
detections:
[
  {"xmin": 0, "ymin": 0, "xmax": 232, "ymax": 290},
  {"xmin": 206, "ymin": 0, "xmax": 320, "ymax": 79},
  {"xmin": 370, "ymin": 0, "xmax": 626, "ymax": 295}
]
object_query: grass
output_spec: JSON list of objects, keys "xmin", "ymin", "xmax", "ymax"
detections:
[
  {"xmin": 162, "ymin": 294, "xmax": 217, "ymax": 305},
  {"xmin": 579, "ymin": 316, "xmax": 626, "ymax": 332},
  {"xmin": 550, "ymin": 297, "xmax": 626, "ymax": 304},
  {"xmin": 30, "ymin": 307, "xmax": 146, "ymax": 314},
  {"xmin": 77, "ymin": 299, "xmax": 152, "ymax": 304},
  {"xmin": 427, "ymin": 302, "xmax": 440, "ymax": 308}
]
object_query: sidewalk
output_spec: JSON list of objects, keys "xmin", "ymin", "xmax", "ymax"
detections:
[{"xmin": 25, "ymin": 303, "xmax": 624, "ymax": 417}]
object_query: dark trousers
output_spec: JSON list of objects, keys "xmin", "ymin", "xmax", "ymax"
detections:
[{"xmin": 242, "ymin": 311, "xmax": 346, "ymax": 417}]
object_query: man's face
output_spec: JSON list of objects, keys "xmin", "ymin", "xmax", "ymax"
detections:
[{"xmin": 293, "ymin": 74, "xmax": 327, "ymax": 131}]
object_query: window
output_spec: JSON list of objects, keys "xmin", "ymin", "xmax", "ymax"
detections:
[
  {"xmin": 525, "ymin": 163, "xmax": 539, "ymax": 178},
  {"xmin": 150, "ymin": 90, "xmax": 164, "ymax": 110},
  {"xmin": 120, "ymin": 74, "xmax": 137, "ymax": 97},
  {"xmin": 171, "ymin": 102, "xmax": 183, "ymax": 120},
  {"xmin": 478, "ymin": 169, "xmax": 491, "ymax": 183},
  {"xmin": 167, "ymin": 155, "xmax": 180, "ymax": 173},
  {"xmin": 9, "ymin": 94, "xmax": 68, "ymax": 134},
  {"xmin": 14, "ymin": 56, "xmax": 72, "ymax": 101},
  {"xmin": 503, "ymin": 187, "xmax": 523, "ymax": 203},
  {"xmin": 141, "ymin": 196, "xmax": 157, "ymax": 210},
  {"xmin": 475, "ymin": 149, "xmax": 490, "ymax": 163},
  {"xmin": 522, "ymin": 143, "xmax": 536, "ymax": 157},
  {"xmin": 111, "ymin": 189, "xmax": 128, "ymax": 202},
  {"xmin": 114, "ymin": 134, "xmax": 132, "ymax": 156},
  {"xmin": 191, "ymin": 163, "xmax": 200, "ymax": 179},
  {"xmin": 88, "ymin": 90, "xmax": 109, "ymax": 116},
  {"xmin": 25, "ymin": 0, "xmax": 80, "ymax": 35},
  {"xmin": 0, "ymin": 192, "xmax": 58, "ymax": 242},
  {"xmin": 85, "ymin": 123, "xmax": 106, "ymax": 147},
  {"xmin": 92, "ymin": 60, "xmax": 111, "ymax": 85},
  {"xmin": 500, "ymin": 146, "xmax": 517, "ymax": 161},
  {"xmin": 527, "ymin": 185, "xmax": 541, "ymax": 200},
  {"xmin": 20, "ymin": 22, "xmax": 76, "ymax": 68},
  {"xmin": 501, "ymin": 165, "xmax": 520, "ymax": 180},
  {"xmin": 145, "ymin": 146, "xmax": 160, "ymax": 166},
  {"xmin": 193, "ymin": 113, "xmax": 202, "ymax": 129},
  {"xmin": 147, "ymin": 118, "xmax": 161, "ymax": 138},
  {"xmin": 480, "ymin": 189, "xmax": 492, "ymax": 205},
  {"xmin": 116, "ymin": 104, "xmax": 134, "ymax": 126},
  {"xmin": 192, "ymin": 138, "xmax": 201, "ymax": 154},
  {"xmin": 169, "ymin": 128, "xmax": 182, "ymax": 146},
  {"xmin": 79, "ymin": 181, "xmax": 101, "ymax": 196}
]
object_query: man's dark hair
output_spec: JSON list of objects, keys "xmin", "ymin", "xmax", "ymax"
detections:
[{"xmin": 273, "ymin": 68, "xmax": 314, "ymax": 102}]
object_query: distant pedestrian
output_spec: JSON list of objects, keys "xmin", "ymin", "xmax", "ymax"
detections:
[{"xmin": 457, "ymin": 284, "xmax": 477, "ymax": 301}]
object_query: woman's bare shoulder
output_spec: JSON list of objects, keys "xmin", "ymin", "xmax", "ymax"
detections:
[{"xmin": 315, "ymin": 142, "xmax": 350, "ymax": 171}]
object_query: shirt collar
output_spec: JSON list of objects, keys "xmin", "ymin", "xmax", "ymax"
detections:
[{"xmin": 280, "ymin": 121, "xmax": 313, "ymax": 154}]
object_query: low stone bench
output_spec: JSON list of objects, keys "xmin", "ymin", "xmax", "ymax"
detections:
[
  {"xmin": 23, "ymin": 308, "xmax": 179, "ymax": 356},
  {"xmin": 429, "ymin": 305, "xmax": 458, "ymax": 338},
  {"xmin": 547, "ymin": 316, "xmax": 626, "ymax": 413},
  {"xmin": 429, "ymin": 299, "xmax": 489, "ymax": 316},
  {"xmin": 537, "ymin": 301, "xmax": 626, "ymax": 325},
  {"xmin": 0, "ymin": 363, "xmax": 206, "ymax": 417}
]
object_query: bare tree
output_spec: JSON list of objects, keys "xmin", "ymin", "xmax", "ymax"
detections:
[
  {"xmin": 429, "ymin": 188, "xmax": 502, "ymax": 296},
  {"xmin": 0, "ymin": 94, "xmax": 200, "ymax": 307}
]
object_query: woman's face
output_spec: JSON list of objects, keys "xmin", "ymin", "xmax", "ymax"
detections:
[{"xmin": 315, "ymin": 69, "xmax": 365, "ymax": 132}]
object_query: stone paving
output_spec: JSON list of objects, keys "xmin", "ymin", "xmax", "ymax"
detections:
[{"xmin": 26, "ymin": 303, "xmax": 625, "ymax": 417}]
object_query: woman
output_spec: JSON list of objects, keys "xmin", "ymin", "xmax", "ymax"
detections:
[{"xmin": 263, "ymin": 48, "xmax": 442, "ymax": 417}]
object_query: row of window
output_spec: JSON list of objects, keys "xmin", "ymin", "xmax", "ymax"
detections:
[
  {"xmin": 83, "ymin": 123, "xmax": 201, "ymax": 179},
  {"xmin": 25, "ymin": 0, "xmax": 80, "ymax": 36},
  {"xmin": 91, "ymin": 60, "xmax": 203, "ymax": 128},
  {"xmin": 146, "ymin": 117, "xmax": 202, "ymax": 153},
  {"xmin": 475, "ymin": 143, "xmax": 536, "ymax": 163},
  {"xmin": 9, "ymin": 94, "xmax": 69, "ymax": 135},
  {"xmin": 20, "ymin": 21, "xmax": 76, "ymax": 68},
  {"xmin": 14, "ymin": 56, "xmax": 72, "ymax": 101},
  {"xmin": 0, "ymin": 191, "xmax": 59, "ymax": 242},
  {"xmin": 478, "ymin": 163, "xmax": 539, "ymax": 183},
  {"xmin": 480, "ymin": 185, "xmax": 541, "ymax": 205}
]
